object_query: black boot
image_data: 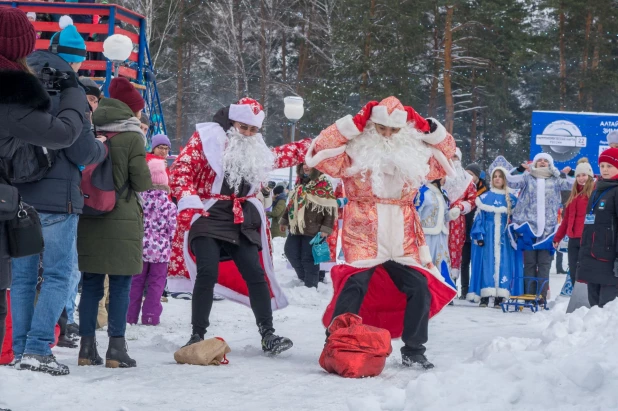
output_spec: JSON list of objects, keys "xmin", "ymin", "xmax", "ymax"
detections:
[
  {"xmin": 105, "ymin": 337, "xmax": 136, "ymax": 368},
  {"xmin": 56, "ymin": 333, "xmax": 79, "ymax": 349},
  {"xmin": 78, "ymin": 336, "xmax": 103, "ymax": 366},
  {"xmin": 402, "ymin": 353, "xmax": 435, "ymax": 370},
  {"xmin": 493, "ymin": 297, "xmax": 504, "ymax": 308},
  {"xmin": 319, "ymin": 270, "xmax": 326, "ymax": 283},
  {"xmin": 261, "ymin": 333, "xmax": 293, "ymax": 356},
  {"xmin": 19, "ymin": 354, "xmax": 70, "ymax": 376},
  {"xmin": 479, "ymin": 297, "xmax": 489, "ymax": 307},
  {"xmin": 183, "ymin": 334, "xmax": 204, "ymax": 348}
]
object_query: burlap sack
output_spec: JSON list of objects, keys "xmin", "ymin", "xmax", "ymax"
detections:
[{"xmin": 174, "ymin": 338, "xmax": 231, "ymax": 366}]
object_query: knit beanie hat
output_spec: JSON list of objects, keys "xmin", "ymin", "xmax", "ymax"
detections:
[
  {"xmin": 147, "ymin": 158, "xmax": 168, "ymax": 186},
  {"xmin": 273, "ymin": 185, "xmax": 284, "ymax": 196},
  {"xmin": 49, "ymin": 16, "xmax": 86, "ymax": 63},
  {"xmin": 151, "ymin": 134, "xmax": 171, "ymax": 149},
  {"xmin": 140, "ymin": 113, "xmax": 150, "ymax": 126},
  {"xmin": 0, "ymin": 8, "xmax": 36, "ymax": 70},
  {"xmin": 574, "ymin": 161, "xmax": 594, "ymax": 178},
  {"xmin": 109, "ymin": 77, "xmax": 145, "ymax": 113},
  {"xmin": 599, "ymin": 148, "xmax": 618, "ymax": 170},
  {"xmin": 465, "ymin": 163, "xmax": 482, "ymax": 179},
  {"xmin": 79, "ymin": 77, "xmax": 101, "ymax": 99},
  {"xmin": 607, "ymin": 131, "xmax": 618, "ymax": 145}
]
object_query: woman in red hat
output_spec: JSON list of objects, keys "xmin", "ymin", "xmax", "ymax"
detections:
[{"xmin": 577, "ymin": 148, "xmax": 618, "ymax": 308}]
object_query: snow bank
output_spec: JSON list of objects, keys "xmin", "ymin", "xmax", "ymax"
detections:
[{"xmin": 361, "ymin": 301, "xmax": 618, "ymax": 411}]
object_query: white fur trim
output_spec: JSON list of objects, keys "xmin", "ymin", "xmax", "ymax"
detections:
[
  {"xmin": 304, "ymin": 138, "xmax": 347, "ymax": 168},
  {"xmin": 466, "ymin": 292, "xmax": 481, "ymax": 303},
  {"xmin": 229, "ymin": 104, "xmax": 265, "ymax": 128},
  {"xmin": 536, "ymin": 177, "xmax": 546, "ymax": 238},
  {"xmin": 533, "ymin": 152, "xmax": 554, "ymax": 167},
  {"xmin": 335, "ymin": 115, "xmax": 362, "ymax": 140},
  {"xmin": 369, "ymin": 106, "xmax": 408, "ymax": 129},
  {"xmin": 178, "ymin": 195, "xmax": 204, "ymax": 212},
  {"xmin": 475, "ymin": 197, "xmax": 508, "ymax": 214},
  {"xmin": 419, "ymin": 245, "xmax": 432, "ymax": 265},
  {"xmin": 59, "ymin": 15, "xmax": 73, "ymax": 30},
  {"xmin": 421, "ymin": 118, "xmax": 448, "ymax": 145},
  {"xmin": 451, "ymin": 268, "xmax": 460, "ymax": 280},
  {"xmin": 492, "ymin": 211, "xmax": 502, "ymax": 296},
  {"xmin": 461, "ymin": 202, "xmax": 472, "ymax": 215},
  {"xmin": 480, "ymin": 287, "xmax": 511, "ymax": 298},
  {"xmin": 490, "ymin": 187, "xmax": 507, "ymax": 195},
  {"xmin": 430, "ymin": 147, "xmax": 457, "ymax": 178}
]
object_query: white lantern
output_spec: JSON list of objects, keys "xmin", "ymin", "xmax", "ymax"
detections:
[
  {"xmin": 284, "ymin": 96, "xmax": 304, "ymax": 121},
  {"xmin": 103, "ymin": 34, "xmax": 133, "ymax": 62}
]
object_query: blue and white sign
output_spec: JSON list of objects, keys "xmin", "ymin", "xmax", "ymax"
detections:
[{"xmin": 531, "ymin": 111, "xmax": 618, "ymax": 172}]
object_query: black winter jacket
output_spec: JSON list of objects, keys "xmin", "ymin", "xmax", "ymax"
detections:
[
  {"xmin": 17, "ymin": 51, "xmax": 106, "ymax": 214},
  {"xmin": 577, "ymin": 178, "xmax": 618, "ymax": 286},
  {"xmin": 0, "ymin": 68, "xmax": 87, "ymax": 289}
]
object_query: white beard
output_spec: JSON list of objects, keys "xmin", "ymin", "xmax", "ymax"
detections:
[
  {"xmin": 222, "ymin": 128, "xmax": 275, "ymax": 193},
  {"xmin": 345, "ymin": 123, "xmax": 432, "ymax": 194},
  {"xmin": 443, "ymin": 160, "xmax": 472, "ymax": 202}
]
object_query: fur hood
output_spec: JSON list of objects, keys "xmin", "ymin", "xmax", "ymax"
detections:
[{"xmin": 0, "ymin": 70, "xmax": 51, "ymax": 111}]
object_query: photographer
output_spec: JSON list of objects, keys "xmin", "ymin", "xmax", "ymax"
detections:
[
  {"xmin": 0, "ymin": 9, "xmax": 90, "ymax": 371},
  {"xmin": 10, "ymin": 15, "xmax": 106, "ymax": 375}
]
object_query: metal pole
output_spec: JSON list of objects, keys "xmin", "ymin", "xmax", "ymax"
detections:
[{"xmin": 288, "ymin": 121, "xmax": 296, "ymax": 189}]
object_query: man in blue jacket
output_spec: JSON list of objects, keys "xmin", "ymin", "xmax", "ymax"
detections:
[{"xmin": 11, "ymin": 17, "xmax": 106, "ymax": 376}]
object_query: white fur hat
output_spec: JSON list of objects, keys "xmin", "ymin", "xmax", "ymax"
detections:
[
  {"xmin": 533, "ymin": 152, "xmax": 554, "ymax": 167},
  {"xmin": 574, "ymin": 162, "xmax": 594, "ymax": 178},
  {"xmin": 369, "ymin": 96, "xmax": 407, "ymax": 129},
  {"xmin": 229, "ymin": 97, "xmax": 265, "ymax": 128}
]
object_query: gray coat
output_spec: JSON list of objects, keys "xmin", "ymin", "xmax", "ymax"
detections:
[{"xmin": 0, "ymin": 68, "xmax": 87, "ymax": 289}]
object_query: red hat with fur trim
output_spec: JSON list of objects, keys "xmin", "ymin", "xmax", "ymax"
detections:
[{"xmin": 229, "ymin": 97, "xmax": 265, "ymax": 128}]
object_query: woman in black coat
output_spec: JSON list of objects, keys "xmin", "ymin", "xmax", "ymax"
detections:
[
  {"xmin": 0, "ymin": 8, "xmax": 88, "ymax": 366},
  {"xmin": 577, "ymin": 148, "xmax": 618, "ymax": 308}
]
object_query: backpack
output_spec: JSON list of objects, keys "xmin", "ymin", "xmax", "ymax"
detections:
[
  {"xmin": 4, "ymin": 143, "xmax": 56, "ymax": 184},
  {"xmin": 81, "ymin": 132, "xmax": 129, "ymax": 215}
]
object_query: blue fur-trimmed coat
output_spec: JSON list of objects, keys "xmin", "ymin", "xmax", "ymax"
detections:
[
  {"xmin": 506, "ymin": 168, "xmax": 573, "ymax": 251},
  {"xmin": 468, "ymin": 189, "xmax": 523, "ymax": 301}
]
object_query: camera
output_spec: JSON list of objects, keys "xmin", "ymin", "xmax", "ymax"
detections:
[{"xmin": 38, "ymin": 66, "xmax": 69, "ymax": 93}]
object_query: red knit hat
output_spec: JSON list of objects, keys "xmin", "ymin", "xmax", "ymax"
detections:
[
  {"xmin": 599, "ymin": 148, "xmax": 618, "ymax": 170},
  {"xmin": 0, "ymin": 8, "xmax": 36, "ymax": 70},
  {"xmin": 109, "ymin": 77, "xmax": 145, "ymax": 113}
]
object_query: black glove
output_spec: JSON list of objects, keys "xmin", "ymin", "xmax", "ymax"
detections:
[
  {"xmin": 477, "ymin": 240, "xmax": 485, "ymax": 247},
  {"xmin": 59, "ymin": 70, "xmax": 79, "ymax": 91},
  {"xmin": 425, "ymin": 118, "xmax": 438, "ymax": 134},
  {"xmin": 614, "ymin": 259, "xmax": 618, "ymax": 278}
]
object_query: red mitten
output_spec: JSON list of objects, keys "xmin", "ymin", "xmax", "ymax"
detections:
[
  {"xmin": 404, "ymin": 106, "xmax": 430, "ymax": 133},
  {"xmin": 177, "ymin": 208, "xmax": 209, "ymax": 232},
  {"xmin": 352, "ymin": 101, "xmax": 380, "ymax": 132}
]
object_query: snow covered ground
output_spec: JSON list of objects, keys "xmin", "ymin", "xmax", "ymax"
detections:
[{"xmin": 0, "ymin": 240, "xmax": 612, "ymax": 411}]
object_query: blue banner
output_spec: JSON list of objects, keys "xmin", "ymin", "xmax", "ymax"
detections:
[{"xmin": 530, "ymin": 111, "xmax": 618, "ymax": 172}]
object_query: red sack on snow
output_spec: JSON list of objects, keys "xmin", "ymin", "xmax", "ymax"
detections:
[
  {"xmin": 0, "ymin": 290, "xmax": 61, "ymax": 364},
  {"xmin": 319, "ymin": 313, "xmax": 392, "ymax": 378}
]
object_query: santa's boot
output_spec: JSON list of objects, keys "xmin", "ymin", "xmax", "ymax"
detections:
[{"xmin": 402, "ymin": 353, "xmax": 435, "ymax": 370}]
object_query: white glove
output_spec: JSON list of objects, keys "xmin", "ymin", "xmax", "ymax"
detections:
[{"xmin": 448, "ymin": 207, "xmax": 461, "ymax": 221}]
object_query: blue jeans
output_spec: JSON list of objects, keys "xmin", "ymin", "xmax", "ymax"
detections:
[
  {"xmin": 79, "ymin": 273, "xmax": 132, "ymax": 338},
  {"xmin": 65, "ymin": 241, "xmax": 81, "ymax": 324},
  {"xmin": 11, "ymin": 213, "xmax": 78, "ymax": 357}
]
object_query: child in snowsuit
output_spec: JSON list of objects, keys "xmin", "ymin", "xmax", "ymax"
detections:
[{"xmin": 127, "ymin": 158, "xmax": 178, "ymax": 325}]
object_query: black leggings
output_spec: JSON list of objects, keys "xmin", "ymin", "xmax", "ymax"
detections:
[
  {"xmin": 191, "ymin": 235, "xmax": 273, "ymax": 338},
  {"xmin": 567, "ymin": 237, "xmax": 581, "ymax": 284}
]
